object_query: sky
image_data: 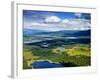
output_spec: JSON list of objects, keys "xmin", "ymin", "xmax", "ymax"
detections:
[{"xmin": 23, "ymin": 10, "xmax": 91, "ymax": 31}]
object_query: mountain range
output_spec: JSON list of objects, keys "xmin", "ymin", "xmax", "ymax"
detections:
[{"xmin": 23, "ymin": 29, "xmax": 91, "ymax": 37}]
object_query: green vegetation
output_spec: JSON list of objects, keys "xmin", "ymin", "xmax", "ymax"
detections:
[
  {"xmin": 23, "ymin": 47, "xmax": 40, "ymax": 69},
  {"xmin": 23, "ymin": 44, "xmax": 91, "ymax": 69}
]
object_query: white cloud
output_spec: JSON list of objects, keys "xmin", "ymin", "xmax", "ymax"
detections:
[
  {"xmin": 68, "ymin": 19, "xmax": 91, "ymax": 30},
  {"xmin": 24, "ymin": 17, "xmax": 91, "ymax": 31},
  {"xmin": 62, "ymin": 19, "xmax": 69, "ymax": 23},
  {"xmin": 32, "ymin": 22, "xmax": 47, "ymax": 26},
  {"xmin": 45, "ymin": 16, "xmax": 61, "ymax": 23},
  {"xmin": 74, "ymin": 13, "xmax": 82, "ymax": 18}
]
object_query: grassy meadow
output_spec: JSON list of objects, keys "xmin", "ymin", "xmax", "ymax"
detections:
[{"xmin": 23, "ymin": 43, "xmax": 91, "ymax": 69}]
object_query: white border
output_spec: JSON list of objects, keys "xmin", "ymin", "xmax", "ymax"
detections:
[{"xmin": 11, "ymin": 2, "xmax": 97, "ymax": 78}]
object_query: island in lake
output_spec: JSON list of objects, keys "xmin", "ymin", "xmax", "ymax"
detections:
[{"xmin": 23, "ymin": 10, "xmax": 91, "ymax": 69}]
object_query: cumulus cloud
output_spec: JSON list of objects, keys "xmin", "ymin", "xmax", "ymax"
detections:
[
  {"xmin": 74, "ymin": 13, "xmax": 82, "ymax": 18},
  {"xmin": 67, "ymin": 19, "xmax": 91, "ymax": 30},
  {"xmin": 45, "ymin": 16, "xmax": 61, "ymax": 23},
  {"xmin": 24, "ymin": 15, "xmax": 91, "ymax": 31},
  {"xmin": 62, "ymin": 19, "xmax": 69, "ymax": 23}
]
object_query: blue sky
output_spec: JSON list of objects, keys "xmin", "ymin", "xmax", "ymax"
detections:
[{"xmin": 23, "ymin": 10, "xmax": 91, "ymax": 31}]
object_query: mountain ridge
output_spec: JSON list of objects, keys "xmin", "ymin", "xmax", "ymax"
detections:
[{"xmin": 23, "ymin": 28, "xmax": 90, "ymax": 37}]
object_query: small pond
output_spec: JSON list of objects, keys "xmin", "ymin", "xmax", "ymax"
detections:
[
  {"xmin": 32, "ymin": 61, "xmax": 78, "ymax": 69},
  {"xmin": 32, "ymin": 61, "xmax": 63, "ymax": 69}
]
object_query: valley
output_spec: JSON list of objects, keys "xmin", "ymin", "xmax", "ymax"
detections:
[{"xmin": 23, "ymin": 29, "xmax": 91, "ymax": 69}]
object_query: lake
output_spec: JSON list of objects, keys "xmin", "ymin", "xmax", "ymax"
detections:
[{"xmin": 32, "ymin": 61, "xmax": 63, "ymax": 69}]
